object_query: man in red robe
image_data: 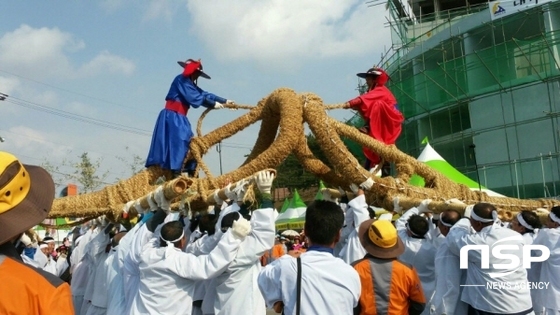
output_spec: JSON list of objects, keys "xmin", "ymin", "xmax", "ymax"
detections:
[{"xmin": 347, "ymin": 67, "xmax": 404, "ymax": 176}]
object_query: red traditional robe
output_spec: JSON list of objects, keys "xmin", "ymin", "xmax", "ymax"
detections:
[{"xmin": 348, "ymin": 71, "xmax": 404, "ymax": 166}]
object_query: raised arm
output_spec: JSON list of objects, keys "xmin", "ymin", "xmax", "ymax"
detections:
[{"xmin": 169, "ymin": 220, "xmax": 251, "ymax": 280}]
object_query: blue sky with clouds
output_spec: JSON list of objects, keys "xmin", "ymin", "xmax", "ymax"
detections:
[{"xmin": 0, "ymin": 0, "xmax": 391, "ymax": 193}]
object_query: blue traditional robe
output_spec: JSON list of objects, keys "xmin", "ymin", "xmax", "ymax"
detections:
[{"xmin": 145, "ymin": 74, "xmax": 226, "ymax": 172}]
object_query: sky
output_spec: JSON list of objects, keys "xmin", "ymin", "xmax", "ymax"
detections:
[{"xmin": 0, "ymin": 0, "xmax": 392, "ymax": 194}]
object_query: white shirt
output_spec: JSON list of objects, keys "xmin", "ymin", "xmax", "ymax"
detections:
[
  {"xmin": 71, "ymin": 229, "xmax": 95, "ymax": 274},
  {"xmin": 213, "ymin": 208, "xmax": 276, "ymax": 315},
  {"xmin": 258, "ymin": 250, "xmax": 361, "ymax": 315},
  {"xmin": 200, "ymin": 203, "xmax": 239, "ymax": 315},
  {"xmin": 82, "ymin": 228, "xmax": 111, "ymax": 304},
  {"xmin": 34, "ymin": 250, "xmax": 58, "ymax": 275},
  {"xmin": 338, "ymin": 195, "xmax": 369, "ymax": 264},
  {"xmin": 106, "ymin": 223, "xmax": 138, "ymax": 315},
  {"xmin": 70, "ymin": 228, "xmax": 99, "ymax": 297},
  {"xmin": 185, "ymin": 233, "xmax": 220, "ymax": 305},
  {"xmin": 129, "ymin": 230, "xmax": 243, "ymax": 315},
  {"xmin": 532, "ymin": 226, "xmax": 560, "ymax": 311},
  {"xmin": 123, "ymin": 222, "xmax": 152, "ymax": 311},
  {"xmin": 396, "ymin": 208, "xmax": 437, "ymax": 307},
  {"xmin": 90, "ymin": 251, "xmax": 109, "ymax": 308},
  {"xmin": 334, "ymin": 203, "xmax": 349, "ymax": 257},
  {"xmin": 55, "ymin": 255, "xmax": 69, "ymax": 277},
  {"xmin": 447, "ymin": 218, "xmax": 533, "ymax": 313},
  {"xmin": 21, "ymin": 252, "xmax": 40, "ymax": 268},
  {"xmin": 430, "ymin": 235, "xmax": 468, "ymax": 315}
]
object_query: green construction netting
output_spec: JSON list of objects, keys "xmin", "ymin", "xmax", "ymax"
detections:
[
  {"xmin": 342, "ymin": 113, "xmax": 367, "ymax": 164},
  {"xmin": 385, "ymin": 2, "xmax": 560, "ymax": 118}
]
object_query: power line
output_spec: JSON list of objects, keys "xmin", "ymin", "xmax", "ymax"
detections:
[
  {"xmin": 3, "ymin": 94, "xmax": 152, "ymax": 136},
  {"xmin": 0, "ymin": 68, "xmax": 140, "ymax": 112},
  {"xmin": 1, "ymin": 93, "xmax": 254, "ymax": 149},
  {"xmin": 10, "ymin": 152, "xmax": 116, "ymax": 186}
]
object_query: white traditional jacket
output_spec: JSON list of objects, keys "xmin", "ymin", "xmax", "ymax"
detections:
[
  {"xmin": 128, "ymin": 230, "xmax": 243, "ymax": 315},
  {"xmin": 395, "ymin": 208, "xmax": 437, "ymax": 308},
  {"xmin": 338, "ymin": 195, "xmax": 369, "ymax": 265},
  {"xmin": 447, "ymin": 218, "xmax": 533, "ymax": 313},
  {"xmin": 213, "ymin": 208, "xmax": 276, "ymax": 315}
]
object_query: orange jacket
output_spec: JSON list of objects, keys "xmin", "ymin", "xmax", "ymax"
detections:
[
  {"xmin": 271, "ymin": 244, "xmax": 285, "ymax": 259},
  {"xmin": 0, "ymin": 243, "xmax": 74, "ymax": 315},
  {"xmin": 353, "ymin": 256, "xmax": 425, "ymax": 315}
]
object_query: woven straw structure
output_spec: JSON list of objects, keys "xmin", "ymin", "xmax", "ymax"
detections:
[{"xmin": 49, "ymin": 88, "xmax": 560, "ymax": 221}]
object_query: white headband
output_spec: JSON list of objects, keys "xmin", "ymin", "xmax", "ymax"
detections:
[
  {"xmin": 406, "ymin": 223, "xmax": 423, "ymax": 237},
  {"xmin": 516, "ymin": 213, "xmax": 534, "ymax": 230},
  {"xmin": 43, "ymin": 239, "xmax": 55, "ymax": 244},
  {"xmin": 471, "ymin": 210, "xmax": 498, "ymax": 223},
  {"xmin": 439, "ymin": 218, "xmax": 453, "ymax": 228},
  {"xmin": 160, "ymin": 230, "xmax": 185, "ymax": 258},
  {"xmin": 550, "ymin": 212, "xmax": 560, "ymax": 224},
  {"xmin": 39, "ymin": 244, "xmax": 48, "ymax": 249}
]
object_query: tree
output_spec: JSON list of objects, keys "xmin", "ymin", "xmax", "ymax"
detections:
[
  {"xmin": 42, "ymin": 151, "xmax": 109, "ymax": 194},
  {"xmin": 71, "ymin": 152, "xmax": 109, "ymax": 193},
  {"xmin": 116, "ymin": 146, "xmax": 145, "ymax": 178}
]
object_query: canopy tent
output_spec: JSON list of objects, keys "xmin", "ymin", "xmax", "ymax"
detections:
[
  {"xmin": 314, "ymin": 180, "xmax": 327, "ymax": 200},
  {"xmin": 275, "ymin": 189, "xmax": 307, "ymax": 230},
  {"xmin": 279, "ymin": 198, "xmax": 290, "ymax": 214},
  {"xmin": 409, "ymin": 143, "xmax": 505, "ymax": 197}
]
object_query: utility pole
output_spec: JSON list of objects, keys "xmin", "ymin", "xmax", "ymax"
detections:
[
  {"xmin": 216, "ymin": 142, "xmax": 223, "ymax": 175},
  {"xmin": 469, "ymin": 144, "xmax": 482, "ymax": 193}
]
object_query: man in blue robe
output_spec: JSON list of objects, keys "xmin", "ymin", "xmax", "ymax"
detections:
[{"xmin": 145, "ymin": 59, "xmax": 233, "ymax": 175}]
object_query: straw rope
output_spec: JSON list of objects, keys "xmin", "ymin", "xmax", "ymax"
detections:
[{"xmin": 49, "ymin": 88, "xmax": 560, "ymax": 221}]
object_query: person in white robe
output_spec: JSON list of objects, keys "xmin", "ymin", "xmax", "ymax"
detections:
[
  {"xmin": 35, "ymin": 242, "xmax": 58, "ymax": 275},
  {"xmin": 70, "ymin": 225, "xmax": 98, "ymax": 315},
  {"xmin": 338, "ymin": 189, "xmax": 370, "ymax": 264},
  {"xmin": 322, "ymin": 187, "xmax": 348, "ymax": 257},
  {"xmin": 447, "ymin": 202, "xmax": 533, "ymax": 315},
  {"xmin": 18, "ymin": 233, "xmax": 40, "ymax": 268},
  {"xmin": 510, "ymin": 210, "xmax": 543, "ymax": 312},
  {"xmin": 185, "ymin": 210, "xmax": 220, "ymax": 315},
  {"xmin": 395, "ymin": 200, "xmax": 437, "ymax": 312},
  {"xmin": 532, "ymin": 207, "xmax": 560, "ymax": 315},
  {"xmin": 123, "ymin": 209, "xmax": 168, "ymax": 312},
  {"xmin": 129, "ymin": 215, "xmax": 251, "ymax": 315},
  {"xmin": 258, "ymin": 199, "xmax": 361, "ymax": 315},
  {"xmin": 81, "ymin": 222, "xmax": 113, "ymax": 315},
  {"xmin": 106, "ymin": 224, "xmax": 139, "ymax": 315},
  {"xmin": 429, "ymin": 209, "xmax": 468, "ymax": 315},
  {"xmin": 213, "ymin": 170, "xmax": 276, "ymax": 315},
  {"xmin": 200, "ymin": 202, "xmax": 240, "ymax": 315}
]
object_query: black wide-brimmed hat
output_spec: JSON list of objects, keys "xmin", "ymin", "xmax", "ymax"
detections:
[
  {"xmin": 357, "ymin": 67, "xmax": 383, "ymax": 79},
  {"xmin": 178, "ymin": 59, "xmax": 211, "ymax": 79}
]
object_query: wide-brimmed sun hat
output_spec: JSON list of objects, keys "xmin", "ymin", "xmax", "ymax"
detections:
[
  {"xmin": 0, "ymin": 152, "xmax": 55, "ymax": 245},
  {"xmin": 358, "ymin": 219, "xmax": 405, "ymax": 259}
]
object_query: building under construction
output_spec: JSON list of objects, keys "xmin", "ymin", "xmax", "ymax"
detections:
[{"xmin": 356, "ymin": 0, "xmax": 560, "ymax": 199}]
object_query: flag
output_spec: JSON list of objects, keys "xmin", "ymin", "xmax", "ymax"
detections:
[{"xmin": 421, "ymin": 136, "xmax": 429, "ymax": 145}]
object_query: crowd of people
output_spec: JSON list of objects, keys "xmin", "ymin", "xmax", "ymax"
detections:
[{"xmin": 2, "ymin": 150, "xmax": 560, "ymax": 315}]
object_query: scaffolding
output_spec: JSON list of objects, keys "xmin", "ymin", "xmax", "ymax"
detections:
[
  {"xmin": 384, "ymin": 1, "xmax": 560, "ymax": 118},
  {"xmin": 343, "ymin": 1, "xmax": 560, "ymax": 198}
]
